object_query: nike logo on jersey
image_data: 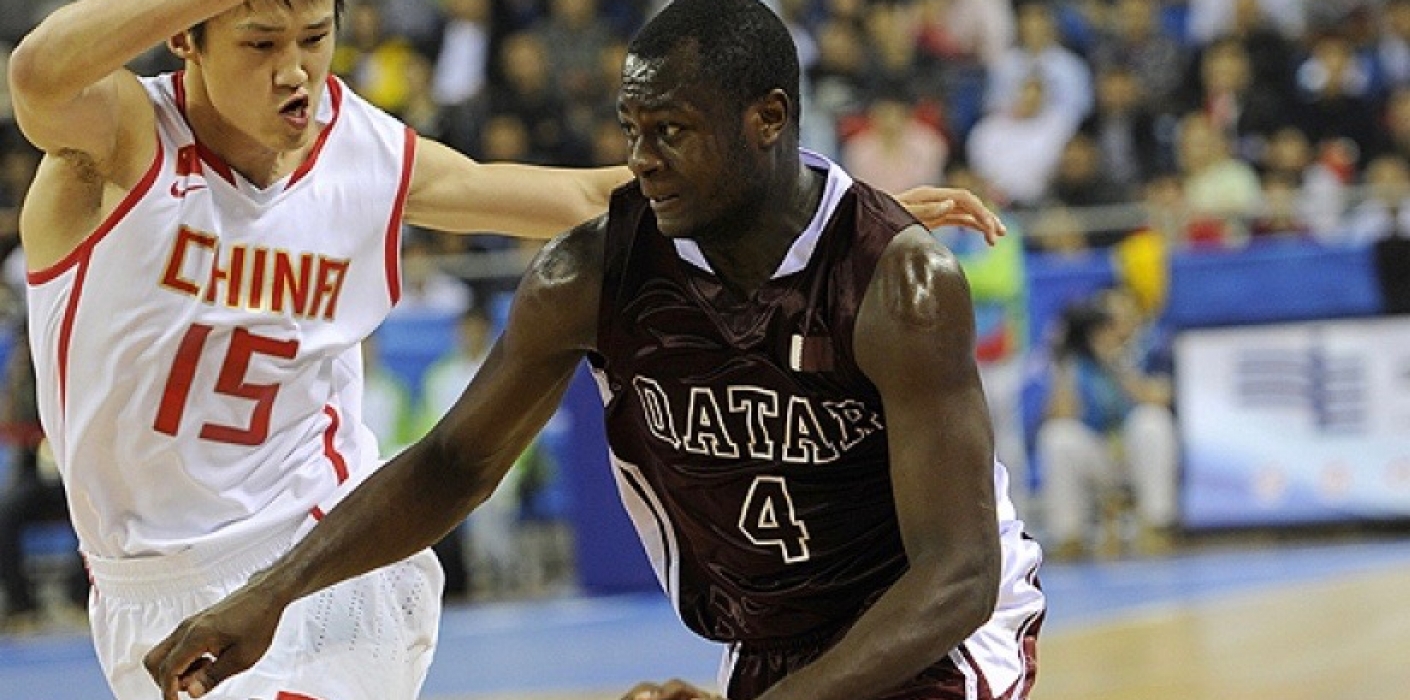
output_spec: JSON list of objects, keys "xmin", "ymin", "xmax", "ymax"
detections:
[{"xmin": 170, "ymin": 182, "xmax": 208, "ymax": 198}]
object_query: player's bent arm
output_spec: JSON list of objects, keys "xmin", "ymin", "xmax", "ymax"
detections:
[
  {"xmin": 8, "ymin": 0, "xmax": 229, "ymax": 161},
  {"xmin": 142, "ymin": 218, "xmax": 608, "ymax": 700},
  {"xmin": 404, "ymin": 136, "xmax": 632, "ymax": 238},
  {"xmin": 755, "ymin": 226, "xmax": 1002, "ymax": 700}
]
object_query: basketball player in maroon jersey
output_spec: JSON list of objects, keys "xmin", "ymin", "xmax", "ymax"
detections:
[{"xmin": 144, "ymin": 1, "xmax": 1043, "ymax": 698}]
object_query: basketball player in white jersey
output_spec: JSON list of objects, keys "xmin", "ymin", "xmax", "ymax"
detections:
[{"xmin": 6, "ymin": 0, "xmax": 1006, "ymax": 697}]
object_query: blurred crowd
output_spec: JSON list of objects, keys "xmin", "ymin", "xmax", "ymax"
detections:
[
  {"xmin": 4, "ymin": 0, "xmax": 1410, "ymax": 622},
  {"xmin": 3, "ymin": 0, "xmax": 1410, "ymax": 288}
]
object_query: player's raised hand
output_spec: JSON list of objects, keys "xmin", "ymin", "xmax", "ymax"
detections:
[
  {"xmin": 892, "ymin": 186, "xmax": 1007, "ymax": 246},
  {"xmin": 142, "ymin": 586, "xmax": 286, "ymax": 700},
  {"xmin": 623, "ymin": 678, "xmax": 726, "ymax": 700}
]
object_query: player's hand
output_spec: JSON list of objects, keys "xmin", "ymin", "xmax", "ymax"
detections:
[
  {"xmin": 142, "ymin": 586, "xmax": 286, "ymax": 700},
  {"xmin": 622, "ymin": 678, "xmax": 725, "ymax": 700},
  {"xmin": 892, "ymin": 186, "xmax": 1007, "ymax": 246}
]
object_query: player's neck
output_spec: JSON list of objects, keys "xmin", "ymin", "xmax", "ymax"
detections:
[
  {"xmin": 181, "ymin": 76, "xmax": 317, "ymax": 189},
  {"xmin": 696, "ymin": 164, "xmax": 823, "ymax": 298}
]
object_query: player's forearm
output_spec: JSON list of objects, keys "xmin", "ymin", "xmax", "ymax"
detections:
[
  {"xmin": 246, "ymin": 438, "xmax": 493, "ymax": 607},
  {"xmin": 10, "ymin": 0, "xmax": 235, "ymax": 104},
  {"xmin": 472, "ymin": 163, "xmax": 631, "ymax": 239},
  {"xmin": 757, "ymin": 559, "xmax": 999, "ymax": 700}
]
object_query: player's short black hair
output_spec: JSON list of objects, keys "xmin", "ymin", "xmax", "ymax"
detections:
[
  {"xmin": 627, "ymin": 0, "xmax": 801, "ymax": 122},
  {"xmin": 189, "ymin": 0, "xmax": 345, "ymax": 51}
]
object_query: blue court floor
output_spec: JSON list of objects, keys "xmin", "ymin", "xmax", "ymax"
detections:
[{"xmin": 3, "ymin": 536, "xmax": 1410, "ymax": 699}]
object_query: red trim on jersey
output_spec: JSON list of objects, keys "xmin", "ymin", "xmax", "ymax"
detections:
[
  {"xmin": 384, "ymin": 127, "xmax": 416, "ymax": 306},
  {"xmin": 310, "ymin": 506, "xmax": 325, "ymax": 521},
  {"xmin": 276, "ymin": 692, "xmax": 325, "ymax": 700},
  {"xmin": 321, "ymin": 404, "xmax": 349, "ymax": 483},
  {"xmin": 55, "ymin": 256, "xmax": 91, "ymax": 415},
  {"xmin": 27, "ymin": 137, "xmax": 165, "ymax": 285},
  {"xmin": 285, "ymin": 76, "xmax": 344, "ymax": 189},
  {"xmin": 170, "ymin": 72, "xmax": 236, "ymax": 186}
]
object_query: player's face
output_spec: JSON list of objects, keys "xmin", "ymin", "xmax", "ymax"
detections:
[
  {"xmin": 187, "ymin": 0, "xmax": 337, "ymax": 153},
  {"xmin": 617, "ymin": 49, "xmax": 763, "ymax": 240}
]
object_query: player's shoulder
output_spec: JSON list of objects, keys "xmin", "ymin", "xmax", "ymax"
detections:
[
  {"xmin": 514, "ymin": 215, "xmax": 607, "ymax": 342},
  {"xmin": 868, "ymin": 224, "xmax": 969, "ymax": 330}
]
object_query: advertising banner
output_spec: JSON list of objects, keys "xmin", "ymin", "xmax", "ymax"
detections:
[{"xmin": 1176, "ymin": 317, "xmax": 1410, "ymax": 527}]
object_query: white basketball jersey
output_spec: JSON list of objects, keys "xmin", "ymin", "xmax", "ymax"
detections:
[{"xmin": 26, "ymin": 74, "xmax": 414, "ymax": 559}]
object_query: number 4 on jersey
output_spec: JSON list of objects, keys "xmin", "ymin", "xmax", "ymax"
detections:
[{"xmin": 739, "ymin": 476, "xmax": 811, "ymax": 563}]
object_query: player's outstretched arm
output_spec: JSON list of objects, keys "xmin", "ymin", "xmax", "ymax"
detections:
[
  {"xmin": 404, "ymin": 136, "xmax": 633, "ymax": 238},
  {"xmin": 8, "ymin": 0, "xmax": 233, "ymax": 159},
  {"xmin": 405, "ymin": 138, "xmax": 1005, "ymax": 244},
  {"xmin": 142, "ymin": 218, "xmax": 607, "ymax": 700},
  {"xmin": 753, "ymin": 226, "xmax": 1003, "ymax": 700}
]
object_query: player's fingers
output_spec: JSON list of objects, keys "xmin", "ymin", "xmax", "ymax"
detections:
[
  {"xmin": 182, "ymin": 641, "xmax": 255, "ymax": 698},
  {"xmin": 176, "ymin": 654, "xmax": 216, "ymax": 698},
  {"xmin": 144, "ymin": 626, "xmax": 201, "ymax": 700},
  {"xmin": 945, "ymin": 189, "xmax": 1006, "ymax": 237},
  {"xmin": 910, "ymin": 199, "xmax": 955, "ymax": 229}
]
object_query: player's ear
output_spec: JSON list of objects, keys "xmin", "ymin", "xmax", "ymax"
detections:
[
  {"xmin": 750, "ymin": 89, "xmax": 789, "ymax": 148},
  {"xmin": 168, "ymin": 31, "xmax": 198, "ymax": 63}
]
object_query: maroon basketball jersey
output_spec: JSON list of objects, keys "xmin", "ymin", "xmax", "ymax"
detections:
[{"xmin": 589, "ymin": 155, "xmax": 922, "ymax": 644}]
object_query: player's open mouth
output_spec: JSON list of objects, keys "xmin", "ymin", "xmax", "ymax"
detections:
[{"xmin": 280, "ymin": 96, "xmax": 311, "ymax": 129}]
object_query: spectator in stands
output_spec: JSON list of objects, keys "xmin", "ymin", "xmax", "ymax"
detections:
[
  {"xmin": 804, "ymin": 18, "xmax": 869, "ymax": 158},
  {"xmin": 914, "ymin": 0, "xmax": 1013, "ymax": 140},
  {"xmin": 1037, "ymin": 290, "xmax": 1178, "ymax": 561},
  {"xmin": 430, "ymin": 0, "xmax": 491, "ymax": 107},
  {"xmin": 1050, "ymin": 132, "xmax": 1132, "ymax": 211},
  {"xmin": 1260, "ymin": 125, "xmax": 1348, "ymax": 236},
  {"xmin": 1081, "ymin": 65, "xmax": 1165, "ymax": 193},
  {"xmin": 1089, "ymin": 0, "xmax": 1188, "ymax": 115},
  {"xmin": 1135, "ymin": 171, "xmax": 1194, "ymax": 249},
  {"xmin": 779, "ymin": 0, "xmax": 820, "ymax": 74},
  {"xmin": 1294, "ymin": 31, "xmax": 1384, "ymax": 171},
  {"xmin": 1249, "ymin": 172, "xmax": 1313, "ymax": 241},
  {"xmin": 380, "ymin": 0, "xmax": 442, "ymax": 57},
  {"xmin": 396, "ymin": 52, "xmax": 450, "ymax": 139},
  {"xmin": 1378, "ymin": 0, "xmax": 1410, "ymax": 91},
  {"xmin": 331, "ymin": 1, "xmax": 422, "ymax": 115},
  {"xmin": 860, "ymin": 0, "xmax": 940, "ymax": 105},
  {"xmin": 531, "ymin": 0, "xmax": 618, "ymax": 105},
  {"xmin": 915, "ymin": 0, "xmax": 1013, "ymax": 73},
  {"xmin": 987, "ymin": 1, "xmax": 1094, "ymax": 127},
  {"xmin": 969, "ymin": 74, "xmax": 1081, "ymax": 209},
  {"xmin": 841, "ymin": 86, "xmax": 949, "ymax": 195},
  {"xmin": 1380, "ymin": 88, "xmax": 1410, "ymax": 166},
  {"xmin": 483, "ymin": 31, "xmax": 588, "ymax": 165},
  {"xmin": 1187, "ymin": 0, "xmax": 1305, "ymax": 48},
  {"xmin": 0, "ymin": 318, "xmax": 88, "ymax": 634},
  {"xmin": 1026, "ymin": 205, "xmax": 1098, "ymax": 262},
  {"xmin": 1342, "ymin": 154, "xmax": 1410, "ymax": 244},
  {"xmin": 1176, "ymin": 112, "xmax": 1263, "ymax": 248},
  {"xmin": 1183, "ymin": 36, "xmax": 1291, "ymax": 165}
]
